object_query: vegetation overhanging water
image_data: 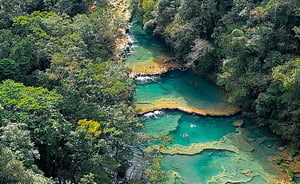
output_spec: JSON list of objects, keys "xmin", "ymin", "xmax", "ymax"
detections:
[{"xmin": 126, "ymin": 19, "xmax": 284, "ymax": 183}]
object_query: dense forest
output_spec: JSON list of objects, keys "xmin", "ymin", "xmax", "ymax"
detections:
[
  {"xmin": 134, "ymin": 0, "xmax": 300, "ymax": 145},
  {"xmin": 0, "ymin": 0, "xmax": 147, "ymax": 183},
  {"xmin": 0, "ymin": 0, "xmax": 299, "ymax": 183}
]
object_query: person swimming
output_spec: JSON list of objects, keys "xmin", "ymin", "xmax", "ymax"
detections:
[
  {"xmin": 183, "ymin": 133, "xmax": 189, "ymax": 138},
  {"xmin": 190, "ymin": 124, "xmax": 196, "ymax": 128}
]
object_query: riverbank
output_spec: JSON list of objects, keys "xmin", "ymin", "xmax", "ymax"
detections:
[{"xmin": 124, "ymin": 15, "xmax": 294, "ymax": 184}]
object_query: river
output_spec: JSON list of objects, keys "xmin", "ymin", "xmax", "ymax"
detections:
[{"xmin": 126, "ymin": 19, "xmax": 283, "ymax": 184}]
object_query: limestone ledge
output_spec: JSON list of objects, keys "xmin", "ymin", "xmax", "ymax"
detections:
[
  {"xmin": 135, "ymin": 98, "xmax": 239, "ymax": 116},
  {"xmin": 208, "ymin": 165, "xmax": 259, "ymax": 184},
  {"xmin": 166, "ymin": 170, "xmax": 185, "ymax": 184},
  {"xmin": 224, "ymin": 133, "xmax": 255, "ymax": 152},
  {"xmin": 207, "ymin": 153, "xmax": 279, "ymax": 184},
  {"xmin": 144, "ymin": 141, "xmax": 239, "ymax": 155},
  {"xmin": 128, "ymin": 56, "xmax": 184, "ymax": 76}
]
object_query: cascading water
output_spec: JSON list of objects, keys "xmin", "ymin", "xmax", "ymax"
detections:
[{"xmin": 126, "ymin": 18, "xmax": 283, "ymax": 184}]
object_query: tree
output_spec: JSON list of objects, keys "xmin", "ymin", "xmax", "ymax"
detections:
[
  {"xmin": 0, "ymin": 80, "xmax": 72, "ymax": 176},
  {"xmin": 0, "ymin": 146, "xmax": 51, "ymax": 184},
  {"xmin": 187, "ymin": 39, "xmax": 213, "ymax": 67},
  {"xmin": 144, "ymin": 134, "xmax": 173, "ymax": 184},
  {"xmin": 0, "ymin": 59, "xmax": 18, "ymax": 81},
  {"xmin": 0, "ymin": 122, "xmax": 38, "ymax": 168}
]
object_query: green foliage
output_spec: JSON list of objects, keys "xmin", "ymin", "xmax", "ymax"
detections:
[
  {"xmin": 287, "ymin": 167, "xmax": 294, "ymax": 182},
  {"xmin": 79, "ymin": 173, "xmax": 97, "ymax": 184},
  {"xmin": 196, "ymin": 57, "xmax": 216, "ymax": 73},
  {"xmin": 144, "ymin": 133, "xmax": 173, "ymax": 183},
  {"xmin": 0, "ymin": 58, "xmax": 18, "ymax": 81},
  {"xmin": 294, "ymin": 26, "xmax": 300, "ymax": 38},
  {"xmin": 157, "ymin": 133, "xmax": 174, "ymax": 149},
  {"xmin": 142, "ymin": 0, "xmax": 157, "ymax": 24},
  {"xmin": 290, "ymin": 147, "xmax": 298, "ymax": 159},
  {"xmin": 0, "ymin": 122, "xmax": 38, "ymax": 168},
  {"xmin": 78, "ymin": 119, "xmax": 102, "ymax": 139},
  {"xmin": 273, "ymin": 59, "xmax": 300, "ymax": 91},
  {"xmin": 9, "ymin": 39, "xmax": 32, "ymax": 76},
  {"xmin": 0, "ymin": 80, "xmax": 62, "ymax": 111},
  {"xmin": 0, "ymin": 29, "xmax": 32, "ymax": 81},
  {"xmin": 273, "ymin": 157, "xmax": 283, "ymax": 165},
  {"xmin": 0, "ymin": 0, "xmax": 139, "ymax": 183},
  {"xmin": 0, "ymin": 146, "xmax": 51, "ymax": 184},
  {"xmin": 136, "ymin": 0, "xmax": 300, "ymax": 145},
  {"xmin": 145, "ymin": 156, "xmax": 169, "ymax": 184}
]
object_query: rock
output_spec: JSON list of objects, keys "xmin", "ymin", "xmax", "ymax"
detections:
[
  {"xmin": 248, "ymin": 138, "xmax": 256, "ymax": 142},
  {"xmin": 290, "ymin": 155, "xmax": 300, "ymax": 173},
  {"xmin": 233, "ymin": 120, "xmax": 244, "ymax": 127},
  {"xmin": 277, "ymin": 147, "xmax": 285, "ymax": 151},
  {"xmin": 144, "ymin": 141, "xmax": 240, "ymax": 155},
  {"xmin": 225, "ymin": 133, "xmax": 255, "ymax": 152},
  {"xmin": 236, "ymin": 127, "xmax": 242, "ymax": 134}
]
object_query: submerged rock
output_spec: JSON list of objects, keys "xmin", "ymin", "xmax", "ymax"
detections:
[
  {"xmin": 290, "ymin": 155, "xmax": 300, "ymax": 173},
  {"xmin": 233, "ymin": 120, "xmax": 244, "ymax": 127},
  {"xmin": 145, "ymin": 141, "xmax": 239, "ymax": 155},
  {"xmin": 143, "ymin": 112, "xmax": 181, "ymax": 138},
  {"xmin": 225, "ymin": 133, "xmax": 255, "ymax": 152},
  {"xmin": 135, "ymin": 98, "xmax": 239, "ymax": 116}
]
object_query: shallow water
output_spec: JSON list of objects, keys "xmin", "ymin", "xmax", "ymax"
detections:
[
  {"xmin": 126, "ymin": 21, "xmax": 170, "ymax": 69},
  {"xmin": 134, "ymin": 70, "xmax": 230, "ymax": 111},
  {"xmin": 127, "ymin": 20, "xmax": 282, "ymax": 183},
  {"xmin": 161, "ymin": 150, "xmax": 232, "ymax": 184},
  {"xmin": 169, "ymin": 113, "xmax": 237, "ymax": 146}
]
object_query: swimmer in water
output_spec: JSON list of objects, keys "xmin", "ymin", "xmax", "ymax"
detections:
[
  {"xmin": 183, "ymin": 133, "xmax": 189, "ymax": 137},
  {"xmin": 190, "ymin": 124, "xmax": 196, "ymax": 128}
]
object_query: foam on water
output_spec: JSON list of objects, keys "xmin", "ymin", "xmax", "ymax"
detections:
[
  {"xmin": 134, "ymin": 70, "xmax": 238, "ymax": 115},
  {"xmin": 128, "ymin": 18, "xmax": 283, "ymax": 183},
  {"xmin": 142, "ymin": 112, "xmax": 282, "ymax": 183},
  {"xmin": 142, "ymin": 111, "xmax": 181, "ymax": 138},
  {"xmin": 135, "ymin": 75, "xmax": 160, "ymax": 83}
]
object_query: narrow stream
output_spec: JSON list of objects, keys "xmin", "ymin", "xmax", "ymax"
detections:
[{"xmin": 126, "ymin": 19, "xmax": 283, "ymax": 184}]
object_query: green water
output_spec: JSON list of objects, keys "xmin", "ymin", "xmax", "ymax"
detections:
[
  {"xmin": 161, "ymin": 150, "xmax": 233, "ymax": 184},
  {"xmin": 169, "ymin": 113, "xmax": 237, "ymax": 146},
  {"xmin": 135, "ymin": 70, "xmax": 230, "ymax": 111},
  {"xmin": 128, "ymin": 21, "xmax": 282, "ymax": 183},
  {"xmin": 126, "ymin": 21, "xmax": 170, "ymax": 66}
]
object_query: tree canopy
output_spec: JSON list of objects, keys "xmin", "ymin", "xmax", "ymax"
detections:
[
  {"xmin": 0, "ymin": 0, "xmax": 142, "ymax": 183},
  {"xmin": 136, "ymin": 0, "xmax": 300, "ymax": 145}
]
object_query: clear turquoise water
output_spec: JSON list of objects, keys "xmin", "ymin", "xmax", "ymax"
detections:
[
  {"xmin": 134, "ymin": 70, "xmax": 230, "ymax": 110},
  {"xmin": 126, "ymin": 20, "xmax": 170, "ymax": 66},
  {"xmin": 169, "ymin": 113, "xmax": 237, "ymax": 146},
  {"xmin": 129, "ymin": 20, "xmax": 282, "ymax": 184},
  {"xmin": 161, "ymin": 150, "xmax": 233, "ymax": 184}
]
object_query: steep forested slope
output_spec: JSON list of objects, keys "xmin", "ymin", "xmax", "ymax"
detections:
[
  {"xmin": 134, "ymin": 0, "xmax": 300, "ymax": 145},
  {"xmin": 0, "ymin": 0, "xmax": 142, "ymax": 183}
]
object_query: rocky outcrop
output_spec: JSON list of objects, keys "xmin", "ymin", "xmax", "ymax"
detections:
[
  {"xmin": 144, "ymin": 141, "xmax": 239, "ymax": 155},
  {"xmin": 128, "ymin": 56, "xmax": 184, "ymax": 76}
]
